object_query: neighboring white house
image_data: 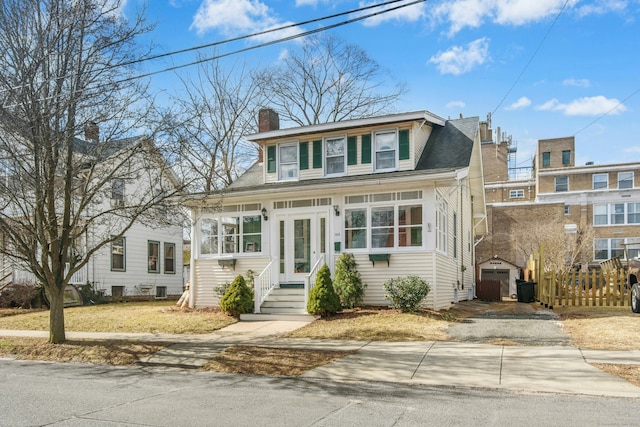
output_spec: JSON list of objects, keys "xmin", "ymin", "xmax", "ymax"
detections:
[
  {"xmin": 184, "ymin": 109, "xmax": 487, "ymax": 312},
  {"xmin": 0, "ymin": 127, "xmax": 185, "ymax": 299}
]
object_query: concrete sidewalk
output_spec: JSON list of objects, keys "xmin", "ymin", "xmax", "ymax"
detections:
[{"xmin": 2, "ymin": 321, "xmax": 640, "ymax": 398}]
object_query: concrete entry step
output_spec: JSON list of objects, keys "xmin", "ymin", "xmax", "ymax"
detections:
[{"xmin": 240, "ymin": 313, "xmax": 318, "ymax": 321}]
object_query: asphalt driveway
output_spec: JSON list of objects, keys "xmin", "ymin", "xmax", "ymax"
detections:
[{"xmin": 447, "ymin": 300, "xmax": 571, "ymax": 346}]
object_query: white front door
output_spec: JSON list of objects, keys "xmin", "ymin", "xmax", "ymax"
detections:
[{"xmin": 278, "ymin": 213, "xmax": 327, "ymax": 284}]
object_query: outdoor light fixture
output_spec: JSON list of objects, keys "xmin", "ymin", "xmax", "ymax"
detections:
[
  {"xmin": 261, "ymin": 207, "xmax": 268, "ymax": 221},
  {"xmin": 333, "ymin": 205, "xmax": 340, "ymax": 216}
]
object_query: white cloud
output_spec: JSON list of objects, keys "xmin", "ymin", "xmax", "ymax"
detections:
[
  {"xmin": 535, "ymin": 96, "xmax": 626, "ymax": 116},
  {"xmin": 563, "ymin": 78, "xmax": 591, "ymax": 87},
  {"xmin": 191, "ymin": 0, "xmax": 282, "ymax": 36},
  {"xmin": 446, "ymin": 100, "xmax": 466, "ymax": 109},
  {"xmin": 505, "ymin": 96, "xmax": 532, "ymax": 110},
  {"xmin": 358, "ymin": 0, "xmax": 426, "ymax": 27},
  {"xmin": 575, "ymin": 0, "xmax": 627, "ymax": 17},
  {"xmin": 428, "ymin": 37, "xmax": 489, "ymax": 75},
  {"xmin": 434, "ymin": 0, "xmax": 581, "ymax": 35},
  {"xmin": 623, "ymin": 145, "xmax": 640, "ymax": 154}
]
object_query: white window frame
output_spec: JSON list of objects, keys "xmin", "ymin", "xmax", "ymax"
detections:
[
  {"xmin": 198, "ymin": 214, "xmax": 262, "ymax": 257},
  {"xmin": 594, "ymin": 237, "xmax": 640, "ymax": 261},
  {"xmin": 111, "ymin": 178, "xmax": 125, "ymax": 207},
  {"xmin": 435, "ymin": 194, "xmax": 448, "ymax": 254},
  {"xmin": 148, "ymin": 240, "xmax": 160, "ymax": 273},
  {"xmin": 111, "ymin": 236, "xmax": 126, "ymax": 271},
  {"xmin": 373, "ymin": 129, "xmax": 398, "ymax": 172},
  {"xmin": 509, "ymin": 189, "xmax": 524, "ymax": 199},
  {"xmin": 555, "ymin": 176, "xmax": 568, "ymax": 192},
  {"xmin": 324, "ymin": 135, "xmax": 346, "ymax": 176},
  {"xmin": 618, "ymin": 171, "xmax": 634, "ymax": 189},
  {"xmin": 278, "ymin": 143, "xmax": 299, "ymax": 181},
  {"xmin": 163, "ymin": 242, "xmax": 176, "ymax": 274},
  {"xmin": 593, "ymin": 202, "xmax": 640, "ymax": 226},
  {"xmin": 592, "ymin": 173, "xmax": 608, "ymax": 190}
]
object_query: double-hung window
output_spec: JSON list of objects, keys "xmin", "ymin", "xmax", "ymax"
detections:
[
  {"xmin": 221, "ymin": 217, "xmax": 239, "ymax": 254},
  {"xmin": 164, "ymin": 243, "xmax": 175, "ymax": 274},
  {"xmin": 592, "ymin": 174, "xmax": 608, "ymax": 190},
  {"xmin": 618, "ymin": 171, "xmax": 634, "ymax": 189},
  {"xmin": 555, "ymin": 176, "xmax": 568, "ymax": 192},
  {"xmin": 278, "ymin": 143, "xmax": 298, "ymax": 181},
  {"xmin": 345, "ymin": 209, "xmax": 367, "ymax": 249},
  {"xmin": 371, "ymin": 207, "xmax": 394, "ymax": 248},
  {"xmin": 111, "ymin": 179, "xmax": 125, "ymax": 206},
  {"xmin": 111, "ymin": 237, "xmax": 125, "ymax": 271},
  {"xmin": 542, "ymin": 152, "xmax": 551, "ymax": 167},
  {"xmin": 374, "ymin": 130, "xmax": 397, "ymax": 172},
  {"xmin": 562, "ymin": 150, "xmax": 571, "ymax": 165},
  {"xmin": 399, "ymin": 205, "xmax": 422, "ymax": 247},
  {"xmin": 325, "ymin": 136, "xmax": 345, "ymax": 176},
  {"xmin": 148, "ymin": 241, "xmax": 160, "ymax": 273}
]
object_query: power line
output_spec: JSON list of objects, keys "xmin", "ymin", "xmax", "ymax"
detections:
[
  {"xmin": 491, "ymin": 0, "xmax": 570, "ymax": 116},
  {"xmin": 574, "ymin": 86, "xmax": 640, "ymax": 136},
  {"xmin": 111, "ymin": 0, "xmax": 426, "ymax": 87},
  {"xmin": 0, "ymin": 0, "xmax": 425, "ymax": 97}
]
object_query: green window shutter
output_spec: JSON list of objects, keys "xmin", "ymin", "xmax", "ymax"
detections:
[
  {"xmin": 399, "ymin": 129, "xmax": 410, "ymax": 160},
  {"xmin": 312, "ymin": 140, "xmax": 322, "ymax": 169},
  {"xmin": 361, "ymin": 134, "xmax": 371, "ymax": 164},
  {"xmin": 299, "ymin": 142, "xmax": 309, "ymax": 170},
  {"xmin": 267, "ymin": 145, "xmax": 276, "ymax": 173},
  {"xmin": 347, "ymin": 136, "xmax": 357, "ymax": 165}
]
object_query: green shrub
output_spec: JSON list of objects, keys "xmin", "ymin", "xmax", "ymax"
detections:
[
  {"xmin": 219, "ymin": 275, "xmax": 254, "ymax": 316},
  {"xmin": 333, "ymin": 253, "xmax": 366, "ymax": 308},
  {"xmin": 383, "ymin": 276, "xmax": 430, "ymax": 312},
  {"xmin": 306, "ymin": 264, "xmax": 341, "ymax": 317}
]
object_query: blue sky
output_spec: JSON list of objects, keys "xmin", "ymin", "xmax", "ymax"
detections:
[{"xmin": 123, "ymin": 0, "xmax": 640, "ymax": 168}]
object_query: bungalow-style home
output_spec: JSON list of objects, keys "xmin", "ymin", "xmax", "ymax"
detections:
[
  {"xmin": 185, "ymin": 109, "xmax": 487, "ymax": 313},
  {"xmin": 0, "ymin": 124, "xmax": 185, "ymax": 299}
]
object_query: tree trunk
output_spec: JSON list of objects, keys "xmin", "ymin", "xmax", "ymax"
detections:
[{"xmin": 48, "ymin": 284, "xmax": 66, "ymax": 344}]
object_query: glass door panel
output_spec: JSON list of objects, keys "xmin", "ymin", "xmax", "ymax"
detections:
[{"xmin": 293, "ymin": 219, "xmax": 310, "ymax": 273}]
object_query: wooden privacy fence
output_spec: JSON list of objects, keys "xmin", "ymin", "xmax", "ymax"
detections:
[{"xmin": 537, "ymin": 269, "xmax": 630, "ymax": 308}]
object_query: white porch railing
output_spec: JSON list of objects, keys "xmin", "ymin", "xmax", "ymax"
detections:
[
  {"xmin": 304, "ymin": 254, "xmax": 325, "ymax": 312},
  {"xmin": 5, "ymin": 264, "xmax": 85, "ymax": 286},
  {"xmin": 254, "ymin": 261, "xmax": 275, "ymax": 314}
]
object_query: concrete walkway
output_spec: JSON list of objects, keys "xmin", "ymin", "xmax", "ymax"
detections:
[{"xmin": 2, "ymin": 321, "xmax": 640, "ymax": 398}]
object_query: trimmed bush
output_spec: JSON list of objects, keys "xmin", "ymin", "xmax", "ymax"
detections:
[
  {"xmin": 219, "ymin": 275, "xmax": 254, "ymax": 316},
  {"xmin": 383, "ymin": 276, "xmax": 431, "ymax": 312},
  {"xmin": 333, "ymin": 253, "xmax": 366, "ymax": 308},
  {"xmin": 306, "ymin": 264, "xmax": 341, "ymax": 317},
  {"xmin": 0, "ymin": 282, "xmax": 39, "ymax": 308}
]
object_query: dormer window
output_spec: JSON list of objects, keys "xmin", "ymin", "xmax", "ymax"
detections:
[
  {"xmin": 325, "ymin": 136, "xmax": 346, "ymax": 176},
  {"xmin": 278, "ymin": 143, "xmax": 298, "ymax": 181},
  {"xmin": 374, "ymin": 130, "xmax": 397, "ymax": 172}
]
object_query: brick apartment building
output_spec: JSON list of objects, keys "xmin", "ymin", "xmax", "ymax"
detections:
[{"xmin": 476, "ymin": 118, "xmax": 640, "ymax": 273}]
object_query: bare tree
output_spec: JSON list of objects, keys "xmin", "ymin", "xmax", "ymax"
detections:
[
  {"xmin": 170, "ymin": 57, "xmax": 263, "ymax": 193},
  {"xmin": 254, "ymin": 34, "xmax": 406, "ymax": 126},
  {"xmin": 514, "ymin": 219, "xmax": 595, "ymax": 273},
  {"xmin": 0, "ymin": 0, "xmax": 180, "ymax": 343}
]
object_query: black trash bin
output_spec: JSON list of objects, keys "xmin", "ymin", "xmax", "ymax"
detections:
[{"xmin": 516, "ymin": 280, "xmax": 535, "ymax": 303}]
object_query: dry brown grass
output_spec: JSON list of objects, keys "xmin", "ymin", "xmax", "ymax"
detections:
[
  {"xmin": 553, "ymin": 306, "xmax": 640, "ymax": 350},
  {"xmin": 204, "ymin": 345, "xmax": 355, "ymax": 376},
  {"xmin": 593, "ymin": 364, "xmax": 640, "ymax": 387},
  {"xmin": 0, "ymin": 301, "xmax": 236, "ymax": 334},
  {"xmin": 0, "ymin": 337, "xmax": 166, "ymax": 365},
  {"xmin": 286, "ymin": 307, "xmax": 453, "ymax": 341}
]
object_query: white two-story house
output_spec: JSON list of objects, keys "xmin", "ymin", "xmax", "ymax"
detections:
[{"xmin": 185, "ymin": 109, "xmax": 487, "ymax": 313}]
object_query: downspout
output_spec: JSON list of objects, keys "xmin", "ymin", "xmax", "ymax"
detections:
[{"xmin": 188, "ymin": 208, "xmax": 198, "ymax": 308}]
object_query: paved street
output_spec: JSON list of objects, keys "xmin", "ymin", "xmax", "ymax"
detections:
[{"xmin": 1, "ymin": 359, "xmax": 638, "ymax": 427}]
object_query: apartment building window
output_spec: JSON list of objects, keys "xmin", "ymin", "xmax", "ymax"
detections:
[
  {"xmin": 111, "ymin": 237, "xmax": 125, "ymax": 271},
  {"xmin": 594, "ymin": 238, "xmax": 640, "ymax": 260},
  {"xmin": 562, "ymin": 150, "xmax": 571, "ymax": 165},
  {"xmin": 555, "ymin": 176, "xmax": 568, "ymax": 192},
  {"xmin": 164, "ymin": 243, "xmax": 175, "ymax": 274},
  {"xmin": 509, "ymin": 189, "xmax": 524, "ymax": 199},
  {"xmin": 374, "ymin": 130, "xmax": 397, "ymax": 172},
  {"xmin": 542, "ymin": 152, "xmax": 551, "ymax": 167},
  {"xmin": 325, "ymin": 136, "xmax": 346, "ymax": 176},
  {"xmin": 592, "ymin": 174, "xmax": 608, "ymax": 190},
  {"xmin": 618, "ymin": 171, "xmax": 634, "ymax": 189},
  {"xmin": 593, "ymin": 203, "xmax": 640, "ymax": 226},
  {"xmin": 148, "ymin": 241, "xmax": 160, "ymax": 273},
  {"xmin": 278, "ymin": 143, "xmax": 298, "ymax": 181},
  {"xmin": 564, "ymin": 205, "xmax": 570, "ymax": 215}
]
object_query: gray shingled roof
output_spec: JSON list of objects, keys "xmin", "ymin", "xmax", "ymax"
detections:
[{"xmin": 416, "ymin": 116, "xmax": 478, "ymax": 171}]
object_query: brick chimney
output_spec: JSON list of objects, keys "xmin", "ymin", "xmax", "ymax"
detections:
[
  {"xmin": 257, "ymin": 108, "xmax": 279, "ymax": 163},
  {"xmin": 84, "ymin": 122, "xmax": 99, "ymax": 142}
]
